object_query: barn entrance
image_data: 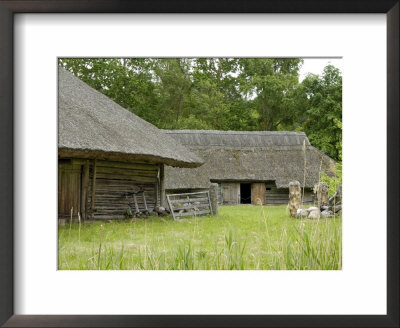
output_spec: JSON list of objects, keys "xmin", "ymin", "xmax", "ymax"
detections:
[{"xmin": 240, "ymin": 183, "xmax": 251, "ymax": 204}]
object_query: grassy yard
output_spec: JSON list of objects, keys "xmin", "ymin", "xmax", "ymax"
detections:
[{"xmin": 58, "ymin": 205, "xmax": 342, "ymax": 270}]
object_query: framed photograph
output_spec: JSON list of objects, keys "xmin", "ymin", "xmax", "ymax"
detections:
[{"xmin": 1, "ymin": 1, "xmax": 398, "ymax": 327}]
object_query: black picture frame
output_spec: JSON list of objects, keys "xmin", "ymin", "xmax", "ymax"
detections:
[{"xmin": 0, "ymin": 1, "xmax": 398, "ymax": 327}]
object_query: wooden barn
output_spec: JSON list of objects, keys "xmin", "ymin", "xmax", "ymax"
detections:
[
  {"xmin": 163, "ymin": 130, "xmax": 336, "ymax": 206},
  {"xmin": 58, "ymin": 68, "xmax": 203, "ymax": 221}
]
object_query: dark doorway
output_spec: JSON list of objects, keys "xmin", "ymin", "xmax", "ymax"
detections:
[{"xmin": 240, "ymin": 183, "xmax": 251, "ymax": 204}]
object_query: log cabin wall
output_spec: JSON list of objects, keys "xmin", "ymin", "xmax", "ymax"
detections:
[
  {"xmin": 265, "ymin": 183, "xmax": 288, "ymax": 205},
  {"xmin": 265, "ymin": 183, "xmax": 314, "ymax": 205},
  {"xmin": 88, "ymin": 160, "xmax": 159, "ymax": 220},
  {"xmin": 215, "ymin": 181, "xmax": 314, "ymax": 206},
  {"xmin": 58, "ymin": 159, "xmax": 160, "ymax": 221}
]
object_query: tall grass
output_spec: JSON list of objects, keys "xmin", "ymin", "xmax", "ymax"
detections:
[{"xmin": 58, "ymin": 205, "xmax": 341, "ymax": 270}]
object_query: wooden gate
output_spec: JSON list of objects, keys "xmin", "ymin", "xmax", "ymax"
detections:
[
  {"xmin": 222, "ymin": 183, "xmax": 240, "ymax": 205},
  {"xmin": 166, "ymin": 191, "xmax": 213, "ymax": 220}
]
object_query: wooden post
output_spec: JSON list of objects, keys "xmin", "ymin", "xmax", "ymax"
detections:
[
  {"xmin": 207, "ymin": 190, "xmax": 213, "ymax": 215},
  {"xmin": 288, "ymin": 181, "xmax": 301, "ymax": 218},
  {"xmin": 316, "ymin": 182, "xmax": 329, "ymax": 207},
  {"xmin": 91, "ymin": 159, "xmax": 97, "ymax": 219},
  {"xmin": 209, "ymin": 183, "xmax": 218, "ymax": 215},
  {"xmin": 155, "ymin": 168, "xmax": 159, "ymax": 209},
  {"xmin": 160, "ymin": 165, "xmax": 166, "ymax": 208},
  {"xmin": 81, "ymin": 160, "xmax": 90, "ymax": 221}
]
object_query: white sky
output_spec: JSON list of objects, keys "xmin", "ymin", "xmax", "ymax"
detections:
[{"xmin": 299, "ymin": 58, "xmax": 343, "ymax": 81}]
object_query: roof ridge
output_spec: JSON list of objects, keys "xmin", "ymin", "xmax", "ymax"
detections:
[{"xmin": 163, "ymin": 129, "xmax": 307, "ymax": 136}]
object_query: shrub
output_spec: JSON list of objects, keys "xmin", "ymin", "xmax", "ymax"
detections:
[{"xmin": 320, "ymin": 162, "xmax": 342, "ymax": 197}]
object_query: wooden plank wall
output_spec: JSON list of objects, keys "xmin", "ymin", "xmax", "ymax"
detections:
[
  {"xmin": 265, "ymin": 183, "xmax": 289, "ymax": 205},
  {"xmin": 215, "ymin": 181, "xmax": 314, "ymax": 206},
  {"xmin": 58, "ymin": 162, "xmax": 81, "ymax": 218},
  {"xmin": 265, "ymin": 183, "xmax": 314, "ymax": 205},
  {"xmin": 87, "ymin": 160, "xmax": 159, "ymax": 220}
]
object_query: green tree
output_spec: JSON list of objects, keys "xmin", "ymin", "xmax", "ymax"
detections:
[
  {"xmin": 301, "ymin": 65, "xmax": 342, "ymax": 161},
  {"xmin": 238, "ymin": 58, "xmax": 304, "ymax": 131},
  {"xmin": 187, "ymin": 58, "xmax": 254, "ymax": 130},
  {"xmin": 151, "ymin": 58, "xmax": 194, "ymax": 128}
]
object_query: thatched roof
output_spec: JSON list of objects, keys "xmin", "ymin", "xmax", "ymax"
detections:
[
  {"xmin": 163, "ymin": 130, "xmax": 336, "ymax": 189},
  {"xmin": 58, "ymin": 68, "xmax": 203, "ymax": 168}
]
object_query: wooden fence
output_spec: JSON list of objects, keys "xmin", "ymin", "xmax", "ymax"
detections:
[{"xmin": 166, "ymin": 191, "xmax": 213, "ymax": 220}]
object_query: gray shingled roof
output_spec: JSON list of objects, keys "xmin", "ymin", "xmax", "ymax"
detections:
[
  {"xmin": 58, "ymin": 68, "xmax": 203, "ymax": 168},
  {"xmin": 163, "ymin": 130, "xmax": 336, "ymax": 189}
]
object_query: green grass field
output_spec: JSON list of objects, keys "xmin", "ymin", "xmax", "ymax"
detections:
[{"xmin": 58, "ymin": 205, "xmax": 342, "ymax": 270}]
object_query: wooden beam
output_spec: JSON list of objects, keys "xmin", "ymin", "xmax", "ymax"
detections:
[
  {"xmin": 154, "ymin": 165, "xmax": 160, "ymax": 207},
  {"xmin": 141, "ymin": 191, "xmax": 148, "ymax": 212},
  {"xmin": 95, "ymin": 160, "xmax": 159, "ymax": 171},
  {"xmin": 174, "ymin": 203, "xmax": 210, "ymax": 212},
  {"xmin": 166, "ymin": 194, "xmax": 175, "ymax": 220},
  {"xmin": 91, "ymin": 159, "xmax": 97, "ymax": 219},
  {"xmin": 132, "ymin": 193, "xmax": 140, "ymax": 214},
  {"xmin": 81, "ymin": 160, "xmax": 90, "ymax": 221},
  {"xmin": 207, "ymin": 190, "xmax": 213, "ymax": 215},
  {"xmin": 174, "ymin": 210, "xmax": 211, "ymax": 218},
  {"xmin": 167, "ymin": 191, "xmax": 209, "ymax": 197},
  {"xmin": 168, "ymin": 197, "xmax": 209, "ymax": 204},
  {"xmin": 160, "ymin": 165, "xmax": 166, "ymax": 207}
]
